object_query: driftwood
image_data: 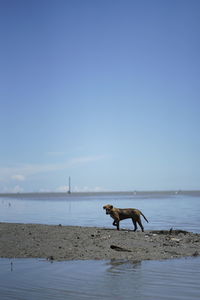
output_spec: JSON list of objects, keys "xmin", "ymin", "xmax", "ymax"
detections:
[{"xmin": 110, "ymin": 245, "xmax": 132, "ymax": 252}]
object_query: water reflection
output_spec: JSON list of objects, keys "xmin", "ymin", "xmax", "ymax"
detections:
[
  {"xmin": 1, "ymin": 258, "xmax": 199, "ymax": 300},
  {"xmin": 106, "ymin": 259, "xmax": 141, "ymax": 274},
  {"xmin": 104, "ymin": 260, "xmax": 144, "ymax": 299}
]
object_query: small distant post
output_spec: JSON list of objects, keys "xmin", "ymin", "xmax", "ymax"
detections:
[{"xmin": 68, "ymin": 176, "xmax": 71, "ymax": 194}]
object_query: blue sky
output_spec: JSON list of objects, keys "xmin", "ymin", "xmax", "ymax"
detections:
[{"xmin": 0, "ymin": 0, "xmax": 200, "ymax": 192}]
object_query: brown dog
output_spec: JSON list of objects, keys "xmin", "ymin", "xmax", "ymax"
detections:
[{"xmin": 103, "ymin": 204, "xmax": 148, "ymax": 232}]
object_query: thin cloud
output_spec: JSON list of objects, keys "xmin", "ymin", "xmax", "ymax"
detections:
[
  {"xmin": 12, "ymin": 185, "xmax": 24, "ymax": 193},
  {"xmin": 73, "ymin": 185, "xmax": 105, "ymax": 192},
  {"xmin": 69, "ymin": 155, "xmax": 105, "ymax": 166},
  {"xmin": 56, "ymin": 185, "xmax": 68, "ymax": 192},
  {"xmin": 11, "ymin": 174, "xmax": 25, "ymax": 181},
  {"xmin": 0, "ymin": 155, "xmax": 106, "ymax": 179},
  {"xmin": 2, "ymin": 185, "xmax": 24, "ymax": 193}
]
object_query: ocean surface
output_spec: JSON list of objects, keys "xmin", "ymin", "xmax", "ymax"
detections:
[{"xmin": 0, "ymin": 191, "xmax": 200, "ymax": 300}]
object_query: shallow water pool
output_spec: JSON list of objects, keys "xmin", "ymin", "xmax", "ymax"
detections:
[{"xmin": 0, "ymin": 257, "xmax": 200, "ymax": 300}]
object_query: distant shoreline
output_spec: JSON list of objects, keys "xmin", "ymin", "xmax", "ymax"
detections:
[
  {"xmin": 1, "ymin": 190, "xmax": 200, "ymax": 198},
  {"xmin": 0, "ymin": 223, "xmax": 199, "ymax": 261}
]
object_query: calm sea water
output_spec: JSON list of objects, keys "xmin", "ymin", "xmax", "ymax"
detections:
[
  {"xmin": 0, "ymin": 191, "xmax": 200, "ymax": 300},
  {"xmin": 1, "ymin": 191, "xmax": 200, "ymax": 232}
]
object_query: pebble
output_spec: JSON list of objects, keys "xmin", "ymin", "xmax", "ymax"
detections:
[{"xmin": 192, "ymin": 251, "xmax": 199, "ymax": 257}]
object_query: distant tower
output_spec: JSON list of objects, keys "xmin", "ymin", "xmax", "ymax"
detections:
[{"xmin": 68, "ymin": 176, "xmax": 71, "ymax": 194}]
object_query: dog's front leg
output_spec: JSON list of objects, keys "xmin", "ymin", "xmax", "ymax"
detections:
[
  {"xmin": 112, "ymin": 220, "xmax": 120, "ymax": 230},
  {"xmin": 112, "ymin": 220, "xmax": 117, "ymax": 227},
  {"xmin": 113, "ymin": 220, "xmax": 120, "ymax": 230},
  {"xmin": 116, "ymin": 221, "xmax": 120, "ymax": 230},
  {"xmin": 111, "ymin": 212, "xmax": 120, "ymax": 230}
]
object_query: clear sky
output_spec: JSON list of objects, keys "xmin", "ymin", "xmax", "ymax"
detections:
[{"xmin": 0, "ymin": 0, "xmax": 200, "ymax": 193}]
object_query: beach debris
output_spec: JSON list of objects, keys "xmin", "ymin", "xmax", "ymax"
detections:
[
  {"xmin": 91, "ymin": 233, "xmax": 101, "ymax": 238},
  {"xmin": 151, "ymin": 230, "xmax": 189, "ymax": 235},
  {"xmin": 101, "ymin": 235, "xmax": 110, "ymax": 240},
  {"xmin": 170, "ymin": 238, "xmax": 180, "ymax": 242},
  {"xmin": 47, "ymin": 255, "xmax": 54, "ymax": 261},
  {"xmin": 110, "ymin": 245, "xmax": 132, "ymax": 252},
  {"xmin": 174, "ymin": 230, "xmax": 189, "ymax": 235},
  {"xmin": 192, "ymin": 251, "xmax": 199, "ymax": 257}
]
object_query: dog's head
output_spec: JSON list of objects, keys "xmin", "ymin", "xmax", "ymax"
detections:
[{"xmin": 103, "ymin": 204, "xmax": 113, "ymax": 215}]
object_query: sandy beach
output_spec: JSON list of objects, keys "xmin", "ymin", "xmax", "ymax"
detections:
[{"xmin": 0, "ymin": 222, "xmax": 199, "ymax": 261}]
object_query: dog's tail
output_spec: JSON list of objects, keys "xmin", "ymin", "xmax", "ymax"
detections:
[{"xmin": 140, "ymin": 211, "xmax": 149, "ymax": 223}]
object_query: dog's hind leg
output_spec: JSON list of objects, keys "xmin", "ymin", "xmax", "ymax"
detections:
[
  {"xmin": 132, "ymin": 219, "xmax": 137, "ymax": 231},
  {"xmin": 137, "ymin": 219, "xmax": 144, "ymax": 232}
]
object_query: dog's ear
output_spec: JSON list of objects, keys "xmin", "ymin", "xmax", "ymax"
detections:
[
  {"xmin": 103, "ymin": 206, "xmax": 106, "ymax": 209},
  {"xmin": 110, "ymin": 205, "xmax": 113, "ymax": 209}
]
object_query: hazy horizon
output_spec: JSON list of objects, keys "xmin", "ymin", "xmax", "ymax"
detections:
[{"xmin": 1, "ymin": 189, "xmax": 200, "ymax": 196}]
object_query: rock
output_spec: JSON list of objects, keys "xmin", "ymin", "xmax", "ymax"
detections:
[
  {"xmin": 171, "ymin": 238, "xmax": 180, "ymax": 242},
  {"xmin": 192, "ymin": 251, "xmax": 199, "ymax": 257},
  {"xmin": 47, "ymin": 255, "xmax": 54, "ymax": 261}
]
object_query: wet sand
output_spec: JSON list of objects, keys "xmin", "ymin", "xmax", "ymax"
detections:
[{"xmin": 0, "ymin": 222, "xmax": 199, "ymax": 261}]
